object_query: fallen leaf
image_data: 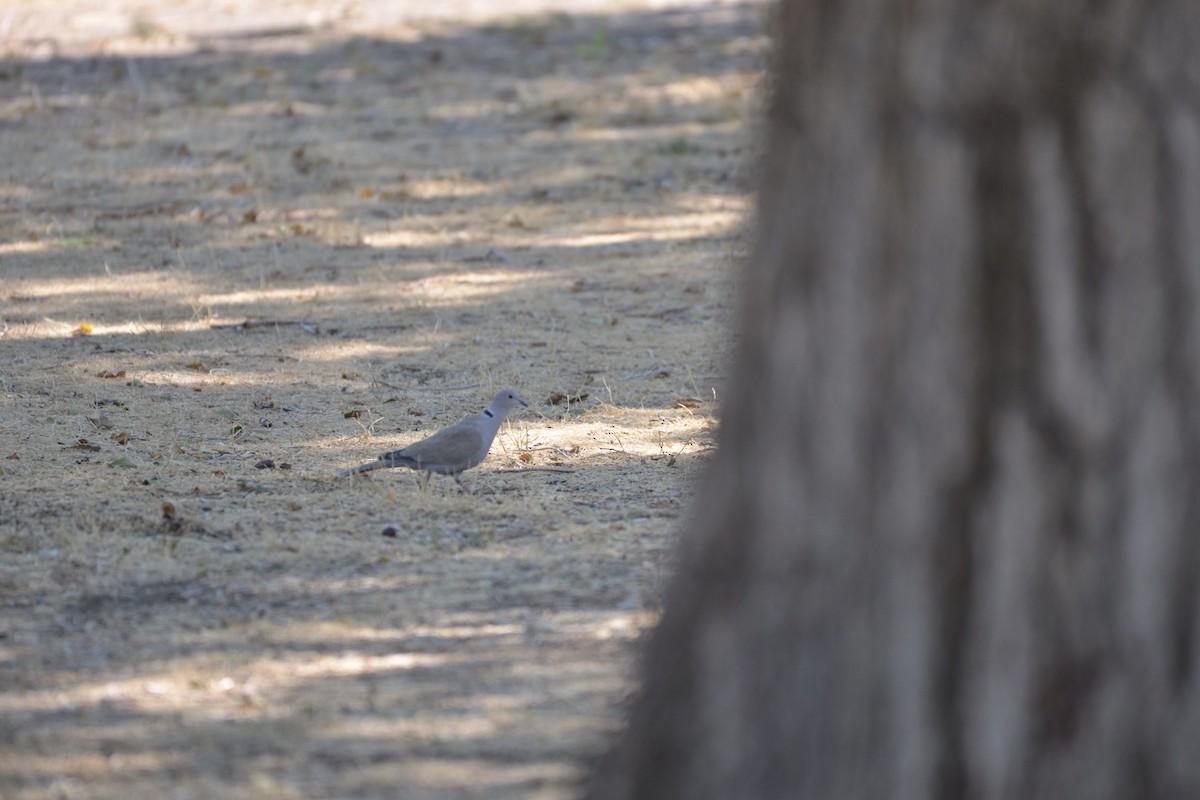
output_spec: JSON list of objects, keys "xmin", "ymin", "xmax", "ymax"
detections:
[
  {"xmin": 108, "ymin": 458, "xmax": 133, "ymax": 468},
  {"xmin": 87, "ymin": 415, "xmax": 114, "ymax": 430},
  {"xmin": 112, "ymin": 431, "xmax": 131, "ymax": 445}
]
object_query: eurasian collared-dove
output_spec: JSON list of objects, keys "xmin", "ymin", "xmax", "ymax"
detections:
[{"xmin": 337, "ymin": 389, "xmax": 528, "ymax": 485}]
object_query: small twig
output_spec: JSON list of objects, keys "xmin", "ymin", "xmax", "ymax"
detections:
[
  {"xmin": 622, "ymin": 305, "xmax": 691, "ymax": 319},
  {"xmin": 621, "ymin": 366, "xmax": 669, "ymax": 380},
  {"xmin": 495, "ymin": 467, "xmax": 576, "ymax": 474},
  {"xmin": 357, "ymin": 323, "xmax": 415, "ymax": 332},
  {"xmin": 94, "ymin": 201, "xmax": 185, "ymax": 220},
  {"xmin": 210, "ymin": 319, "xmax": 319, "ymax": 333},
  {"xmin": 2, "ymin": 201, "xmax": 184, "ymax": 217}
]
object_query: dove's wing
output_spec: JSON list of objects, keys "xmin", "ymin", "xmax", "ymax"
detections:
[{"xmin": 389, "ymin": 423, "xmax": 490, "ymax": 474}]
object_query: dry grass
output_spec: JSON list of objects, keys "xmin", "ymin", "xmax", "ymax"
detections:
[{"xmin": 0, "ymin": 1, "xmax": 764, "ymax": 796}]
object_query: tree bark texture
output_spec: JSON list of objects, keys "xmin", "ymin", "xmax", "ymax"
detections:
[{"xmin": 589, "ymin": 2, "xmax": 1200, "ymax": 799}]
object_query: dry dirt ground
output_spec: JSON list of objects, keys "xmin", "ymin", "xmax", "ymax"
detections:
[{"xmin": 0, "ymin": 1, "xmax": 763, "ymax": 797}]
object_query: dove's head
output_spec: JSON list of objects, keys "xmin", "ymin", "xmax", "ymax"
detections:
[{"xmin": 489, "ymin": 389, "xmax": 529, "ymax": 418}]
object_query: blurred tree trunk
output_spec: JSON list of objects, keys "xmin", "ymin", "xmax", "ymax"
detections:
[{"xmin": 588, "ymin": 1, "xmax": 1200, "ymax": 799}]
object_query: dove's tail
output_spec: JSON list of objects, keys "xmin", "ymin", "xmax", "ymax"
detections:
[
  {"xmin": 336, "ymin": 459, "xmax": 386, "ymax": 478},
  {"xmin": 337, "ymin": 451, "xmax": 422, "ymax": 478}
]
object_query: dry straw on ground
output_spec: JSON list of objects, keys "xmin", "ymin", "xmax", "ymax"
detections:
[{"xmin": 0, "ymin": 1, "xmax": 764, "ymax": 796}]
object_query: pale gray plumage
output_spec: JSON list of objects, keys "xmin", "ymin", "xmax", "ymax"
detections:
[{"xmin": 337, "ymin": 389, "xmax": 528, "ymax": 484}]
